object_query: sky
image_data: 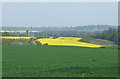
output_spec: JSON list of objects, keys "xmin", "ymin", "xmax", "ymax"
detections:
[
  {"xmin": 1, "ymin": 0, "xmax": 119, "ymax": 2},
  {"xmin": 2, "ymin": 2, "xmax": 118, "ymax": 27}
]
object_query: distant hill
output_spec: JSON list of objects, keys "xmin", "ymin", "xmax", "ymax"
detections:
[
  {"xmin": 2, "ymin": 25, "xmax": 117, "ymax": 34},
  {"xmin": 72, "ymin": 25, "xmax": 117, "ymax": 32}
]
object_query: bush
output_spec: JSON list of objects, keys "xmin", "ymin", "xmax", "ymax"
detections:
[
  {"xmin": 44, "ymin": 43, "xmax": 48, "ymax": 45},
  {"xmin": 2, "ymin": 32, "xmax": 10, "ymax": 36},
  {"xmin": 100, "ymin": 46, "xmax": 106, "ymax": 48}
]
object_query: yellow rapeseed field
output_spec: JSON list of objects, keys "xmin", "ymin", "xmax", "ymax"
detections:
[
  {"xmin": 36, "ymin": 37, "xmax": 103, "ymax": 48},
  {"xmin": 1, "ymin": 37, "xmax": 36, "ymax": 40},
  {"xmin": 0, "ymin": 31, "xmax": 39, "ymax": 33}
]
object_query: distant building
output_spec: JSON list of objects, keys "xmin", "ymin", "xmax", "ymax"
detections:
[{"xmin": 26, "ymin": 30, "xmax": 30, "ymax": 37}]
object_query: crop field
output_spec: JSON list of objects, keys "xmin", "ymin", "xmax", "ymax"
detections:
[
  {"xmin": 0, "ymin": 31, "xmax": 39, "ymax": 33},
  {"xmin": 37, "ymin": 37, "xmax": 103, "ymax": 48},
  {"xmin": 2, "ymin": 45, "xmax": 118, "ymax": 77},
  {"xmin": 1, "ymin": 37, "xmax": 36, "ymax": 40}
]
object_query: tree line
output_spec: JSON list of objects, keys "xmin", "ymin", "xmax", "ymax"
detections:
[{"xmin": 91, "ymin": 28, "xmax": 118, "ymax": 44}]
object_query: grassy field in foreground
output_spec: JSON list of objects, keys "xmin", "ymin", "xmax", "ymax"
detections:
[{"xmin": 2, "ymin": 45, "xmax": 118, "ymax": 77}]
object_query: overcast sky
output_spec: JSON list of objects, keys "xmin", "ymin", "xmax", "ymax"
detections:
[{"xmin": 2, "ymin": 2, "xmax": 118, "ymax": 27}]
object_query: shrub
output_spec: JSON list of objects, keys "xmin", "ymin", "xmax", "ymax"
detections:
[
  {"xmin": 100, "ymin": 46, "xmax": 106, "ymax": 48},
  {"xmin": 44, "ymin": 43, "xmax": 48, "ymax": 45}
]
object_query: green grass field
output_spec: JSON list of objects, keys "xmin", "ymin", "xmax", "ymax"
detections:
[{"xmin": 2, "ymin": 45, "xmax": 118, "ymax": 77}]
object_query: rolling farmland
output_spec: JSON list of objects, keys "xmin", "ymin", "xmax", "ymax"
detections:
[{"xmin": 2, "ymin": 2, "xmax": 118, "ymax": 78}]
